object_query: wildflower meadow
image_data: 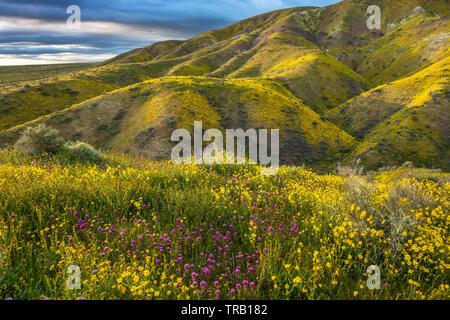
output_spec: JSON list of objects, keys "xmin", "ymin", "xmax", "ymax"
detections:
[{"xmin": 0, "ymin": 150, "xmax": 448, "ymax": 300}]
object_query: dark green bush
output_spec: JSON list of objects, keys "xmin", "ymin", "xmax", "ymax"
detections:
[{"xmin": 62, "ymin": 142, "xmax": 104, "ymax": 163}]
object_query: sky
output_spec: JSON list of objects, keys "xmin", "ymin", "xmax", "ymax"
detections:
[{"xmin": 0, "ymin": 0, "xmax": 339, "ymax": 66}]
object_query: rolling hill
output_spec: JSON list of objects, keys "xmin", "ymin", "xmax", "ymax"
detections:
[
  {"xmin": 328, "ymin": 56, "xmax": 450, "ymax": 169},
  {"xmin": 0, "ymin": 0, "xmax": 449, "ymax": 170},
  {"xmin": 0, "ymin": 77, "xmax": 355, "ymax": 166}
]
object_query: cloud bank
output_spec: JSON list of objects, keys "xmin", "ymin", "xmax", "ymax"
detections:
[{"xmin": 0, "ymin": 0, "xmax": 338, "ymax": 65}]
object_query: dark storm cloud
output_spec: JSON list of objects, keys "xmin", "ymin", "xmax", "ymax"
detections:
[{"xmin": 0, "ymin": 0, "xmax": 236, "ymax": 34}]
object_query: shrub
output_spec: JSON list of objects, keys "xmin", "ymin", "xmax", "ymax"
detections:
[
  {"xmin": 337, "ymin": 159, "xmax": 364, "ymax": 177},
  {"xmin": 62, "ymin": 141, "xmax": 103, "ymax": 163},
  {"xmin": 15, "ymin": 124, "xmax": 64, "ymax": 156},
  {"xmin": 343, "ymin": 175, "xmax": 437, "ymax": 253}
]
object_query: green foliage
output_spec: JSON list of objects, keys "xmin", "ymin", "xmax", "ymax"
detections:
[
  {"xmin": 14, "ymin": 124, "xmax": 64, "ymax": 156},
  {"xmin": 10, "ymin": 124, "xmax": 103, "ymax": 164},
  {"xmin": 61, "ymin": 141, "xmax": 104, "ymax": 163}
]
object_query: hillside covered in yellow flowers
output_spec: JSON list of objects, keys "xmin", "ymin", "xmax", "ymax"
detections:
[{"xmin": 0, "ymin": 0, "xmax": 449, "ymax": 170}]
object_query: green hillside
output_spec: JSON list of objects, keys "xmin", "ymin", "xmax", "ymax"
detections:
[
  {"xmin": 0, "ymin": 62, "xmax": 99, "ymax": 94},
  {"xmin": 356, "ymin": 16, "xmax": 450, "ymax": 85},
  {"xmin": 0, "ymin": 77, "xmax": 355, "ymax": 166},
  {"xmin": 328, "ymin": 56, "xmax": 449, "ymax": 169}
]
